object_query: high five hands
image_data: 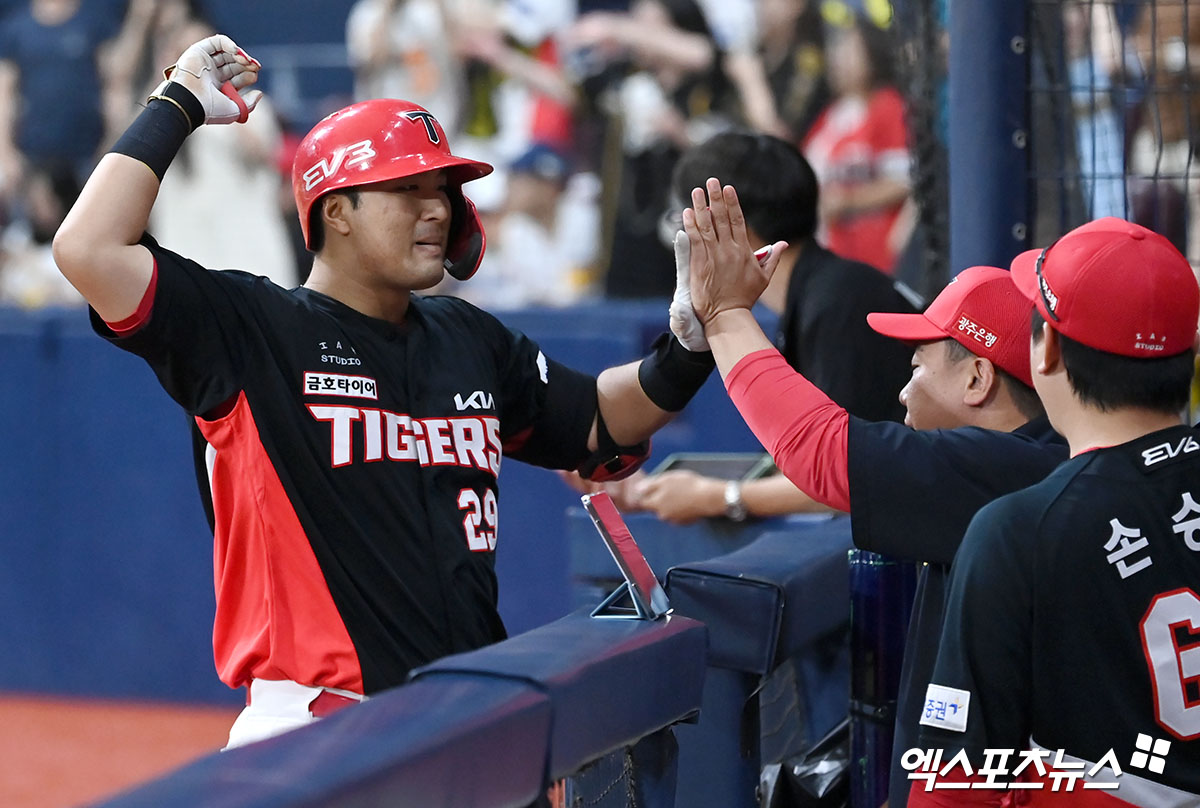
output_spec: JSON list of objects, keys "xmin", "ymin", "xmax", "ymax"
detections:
[{"xmin": 682, "ymin": 178, "xmax": 788, "ymax": 330}]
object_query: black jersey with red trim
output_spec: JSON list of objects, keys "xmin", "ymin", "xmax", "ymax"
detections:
[
  {"xmin": 848, "ymin": 416, "xmax": 1068, "ymax": 808},
  {"xmin": 918, "ymin": 425, "xmax": 1200, "ymax": 798},
  {"xmin": 90, "ymin": 237, "xmax": 597, "ymax": 695}
]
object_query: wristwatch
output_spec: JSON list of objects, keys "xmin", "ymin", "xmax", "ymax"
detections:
[{"xmin": 724, "ymin": 480, "xmax": 749, "ymax": 522}]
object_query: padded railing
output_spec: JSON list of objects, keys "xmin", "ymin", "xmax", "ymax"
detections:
[
  {"xmin": 666, "ymin": 520, "xmax": 855, "ymax": 808},
  {"xmin": 94, "ymin": 609, "xmax": 707, "ymax": 808}
]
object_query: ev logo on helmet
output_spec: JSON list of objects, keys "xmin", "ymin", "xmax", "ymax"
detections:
[{"xmin": 302, "ymin": 139, "xmax": 378, "ymax": 192}]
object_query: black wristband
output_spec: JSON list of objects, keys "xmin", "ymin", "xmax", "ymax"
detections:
[
  {"xmin": 637, "ymin": 332, "xmax": 716, "ymax": 412},
  {"xmin": 110, "ymin": 83, "xmax": 203, "ymax": 181},
  {"xmin": 148, "ymin": 81, "xmax": 205, "ymax": 132}
]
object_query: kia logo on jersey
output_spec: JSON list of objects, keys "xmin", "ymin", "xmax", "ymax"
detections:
[{"xmin": 455, "ymin": 391, "xmax": 494, "ymax": 411}]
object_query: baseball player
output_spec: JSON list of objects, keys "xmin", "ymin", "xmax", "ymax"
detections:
[
  {"xmin": 51, "ymin": 35, "xmax": 738, "ymax": 747},
  {"xmin": 911, "ymin": 219, "xmax": 1200, "ymax": 805},
  {"xmin": 670, "ymin": 177, "xmax": 1069, "ymax": 807}
]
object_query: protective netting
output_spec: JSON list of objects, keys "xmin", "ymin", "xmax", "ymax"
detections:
[
  {"xmin": 1027, "ymin": 0, "xmax": 1200, "ymax": 420},
  {"xmin": 892, "ymin": 0, "xmax": 951, "ymax": 300}
]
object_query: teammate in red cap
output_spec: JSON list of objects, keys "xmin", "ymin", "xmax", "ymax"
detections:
[
  {"xmin": 912, "ymin": 218, "xmax": 1200, "ymax": 805},
  {"xmin": 670, "ymin": 177, "xmax": 1068, "ymax": 806},
  {"xmin": 51, "ymin": 34, "xmax": 735, "ymax": 746}
]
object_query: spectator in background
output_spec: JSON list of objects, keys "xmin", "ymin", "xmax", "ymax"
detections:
[
  {"xmin": 757, "ymin": 0, "xmax": 829, "ymax": 141},
  {"xmin": 1064, "ymin": 0, "xmax": 1126, "ymax": 220},
  {"xmin": 346, "ymin": 0, "xmax": 464, "ymax": 135},
  {"xmin": 0, "ymin": 159, "xmax": 83, "ymax": 306},
  {"xmin": 0, "ymin": 0, "xmax": 128, "ymax": 219},
  {"xmin": 693, "ymin": 0, "xmax": 790, "ymax": 138},
  {"xmin": 802, "ymin": 14, "xmax": 913, "ymax": 275},
  {"xmin": 567, "ymin": 0, "xmax": 733, "ymax": 298},
  {"xmin": 1128, "ymin": 1, "xmax": 1200, "ymax": 264},
  {"xmin": 454, "ymin": 0, "xmax": 580, "ymax": 212},
  {"xmin": 454, "ymin": 141, "xmax": 600, "ymax": 308}
]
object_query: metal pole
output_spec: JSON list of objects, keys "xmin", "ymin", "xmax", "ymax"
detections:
[{"xmin": 948, "ymin": 0, "xmax": 1031, "ymax": 270}]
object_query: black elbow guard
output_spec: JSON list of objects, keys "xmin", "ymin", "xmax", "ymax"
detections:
[{"xmin": 637, "ymin": 333, "xmax": 715, "ymax": 412}]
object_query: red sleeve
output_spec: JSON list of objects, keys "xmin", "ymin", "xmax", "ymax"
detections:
[
  {"xmin": 724, "ymin": 349, "xmax": 851, "ymax": 511},
  {"xmin": 104, "ymin": 260, "xmax": 158, "ymax": 336}
]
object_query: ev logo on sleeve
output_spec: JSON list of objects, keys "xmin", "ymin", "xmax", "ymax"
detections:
[{"xmin": 919, "ymin": 684, "xmax": 970, "ymax": 733}]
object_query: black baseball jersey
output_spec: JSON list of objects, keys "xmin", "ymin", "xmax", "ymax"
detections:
[
  {"xmin": 91, "ymin": 236, "xmax": 598, "ymax": 695},
  {"xmin": 919, "ymin": 425, "xmax": 1200, "ymax": 799},
  {"xmin": 847, "ymin": 415, "xmax": 1068, "ymax": 808}
]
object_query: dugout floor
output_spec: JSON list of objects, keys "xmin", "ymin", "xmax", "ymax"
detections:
[{"xmin": 0, "ymin": 693, "xmax": 239, "ymax": 807}]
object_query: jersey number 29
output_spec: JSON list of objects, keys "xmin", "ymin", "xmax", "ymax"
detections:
[{"xmin": 458, "ymin": 487, "xmax": 498, "ymax": 551}]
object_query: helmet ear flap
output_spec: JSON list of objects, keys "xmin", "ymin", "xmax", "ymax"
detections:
[{"xmin": 445, "ymin": 190, "xmax": 487, "ymax": 281}]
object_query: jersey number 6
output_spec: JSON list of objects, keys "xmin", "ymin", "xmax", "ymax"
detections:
[
  {"xmin": 458, "ymin": 487, "xmax": 498, "ymax": 551},
  {"xmin": 1141, "ymin": 587, "xmax": 1200, "ymax": 740}
]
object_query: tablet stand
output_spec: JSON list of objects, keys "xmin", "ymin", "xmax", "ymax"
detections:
[{"xmin": 590, "ymin": 581, "xmax": 657, "ymax": 620}]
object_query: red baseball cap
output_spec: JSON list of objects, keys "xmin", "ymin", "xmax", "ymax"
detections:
[
  {"xmin": 867, "ymin": 266, "xmax": 1034, "ymax": 386},
  {"xmin": 1011, "ymin": 217, "xmax": 1199, "ymax": 357}
]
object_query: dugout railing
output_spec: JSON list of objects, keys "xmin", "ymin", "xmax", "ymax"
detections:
[
  {"xmin": 92, "ymin": 609, "xmax": 708, "ymax": 808},
  {"xmin": 88, "ymin": 515, "xmax": 872, "ymax": 808}
]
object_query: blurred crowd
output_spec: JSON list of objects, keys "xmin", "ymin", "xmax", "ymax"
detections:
[
  {"xmin": 1061, "ymin": 0, "xmax": 1200, "ymax": 267},
  {"xmin": 0, "ymin": 0, "xmax": 922, "ymax": 309},
  {"xmin": 0, "ymin": 0, "xmax": 1197, "ymax": 311}
]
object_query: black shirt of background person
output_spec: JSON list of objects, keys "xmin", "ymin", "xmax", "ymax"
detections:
[{"xmin": 779, "ymin": 243, "xmax": 919, "ymax": 423}]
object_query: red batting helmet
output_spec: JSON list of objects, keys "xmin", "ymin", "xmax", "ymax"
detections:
[{"xmin": 292, "ymin": 99, "xmax": 494, "ymax": 280}]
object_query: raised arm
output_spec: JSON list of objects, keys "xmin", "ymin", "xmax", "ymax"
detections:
[
  {"xmin": 52, "ymin": 34, "xmax": 261, "ymax": 324},
  {"xmin": 684, "ymin": 177, "xmax": 788, "ymax": 377},
  {"xmin": 680, "ymin": 177, "xmax": 853, "ymax": 511},
  {"xmin": 583, "ymin": 190, "xmax": 789, "ymax": 464}
]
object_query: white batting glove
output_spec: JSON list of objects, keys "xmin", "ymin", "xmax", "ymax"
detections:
[
  {"xmin": 669, "ymin": 230, "xmax": 709, "ymax": 351},
  {"xmin": 163, "ymin": 34, "xmax": 262, "ymax": 125},
  {"xmin": 669, "ymin": 230, "xmax": 775, "ymax": 352}
]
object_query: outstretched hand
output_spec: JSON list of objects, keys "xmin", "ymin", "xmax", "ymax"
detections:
[
  {"xmin": 166, "ymin": 34, "xmax": 262, "ymax": 125},
  {"xmin": 683, "ymin": 177, "xmax": 787, "ymax": 328}
]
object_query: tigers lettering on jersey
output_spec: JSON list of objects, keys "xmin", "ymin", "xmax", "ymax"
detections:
[{"xmin": 307, "ymin": 405, "xmax": 502, "ymax": 475}]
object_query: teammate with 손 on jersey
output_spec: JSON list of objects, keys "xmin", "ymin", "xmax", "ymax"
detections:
[
  {"xmin": 912, "ymin": 219, "xmax": 1200, "ymax": 805},
  {"xmin": 51, "ymin": 34, "xmax": 738, "ymax": 748}
]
